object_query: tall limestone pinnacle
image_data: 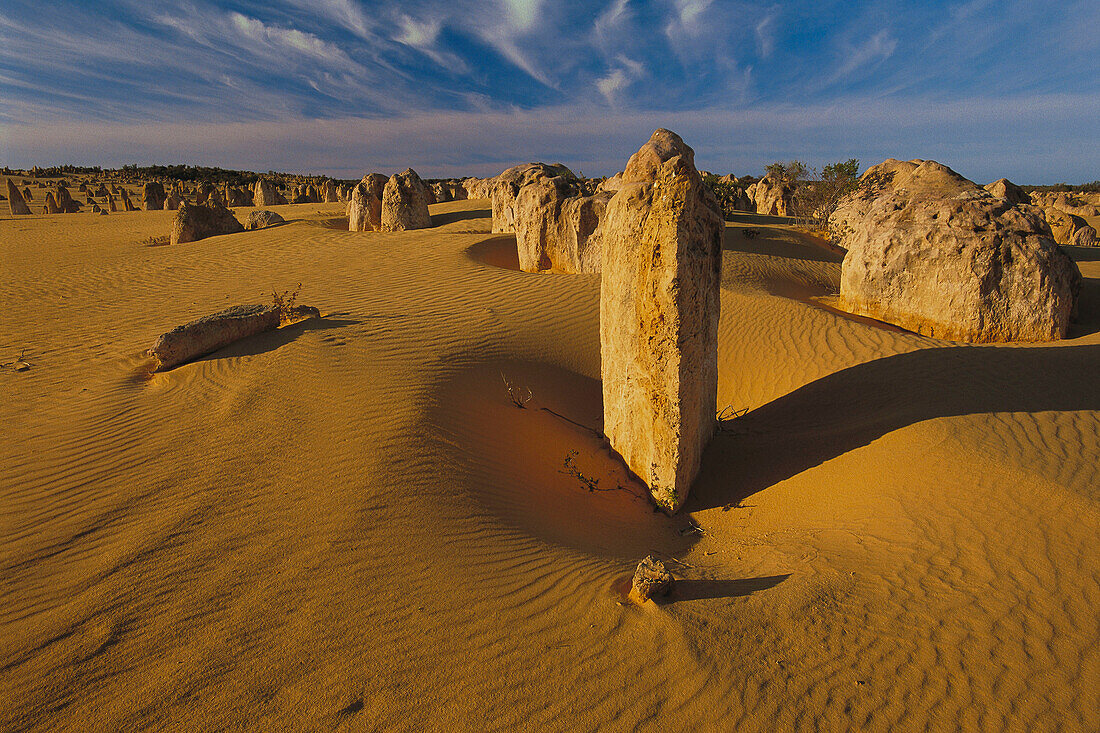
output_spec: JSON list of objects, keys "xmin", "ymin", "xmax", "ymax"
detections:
[{"xmin": 599, "ymin": 129, "xmax": 723, "ymax": 513}]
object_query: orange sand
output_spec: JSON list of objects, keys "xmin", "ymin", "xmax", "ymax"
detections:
[{"xmin": 1, "ymin": 185, "xmax": 1097, "ymax": 730}]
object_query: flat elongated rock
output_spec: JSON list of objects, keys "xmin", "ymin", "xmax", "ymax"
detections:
[
  {"xmin": 149, "ymin": 303, "xmax": 320, "ymax": 370},
  {"xmin": 380, "ymin": 168, "xmax": 432, "ymax": 231},
  {"xmin": 837, "ymin": 160, "xmax": 1081, "ymax": 343},
  {"xmin": 170, "ymin": 201, "xmax": 244, "ymax": 245},
  {"xmin": 6, "ymin": 179, "xmax": 30, "ymax": 214},
  {"xmin": 150, "ymin": 304, "xmax": 279, "ymax": 370},
  {"xmin": 600, "ymin": 129, "xmax": 723, "ymax": 514},
  {"xmin": 348, "ymin": 173, "xmax": 387, "ymax": 231}
]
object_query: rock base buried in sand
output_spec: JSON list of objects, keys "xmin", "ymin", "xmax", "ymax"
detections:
[
  {"xmin": 600, "ymin": 128, "xmax": 723, "ymax": 513},
  {"xmin": 835, "ymin": 160, "xmax": 1081, "ymax": 343},
  {"xmin": 380, "ymin": 168, "xmax": 432, "ymax": 232},
  {"xmin": 245, "ymin": 210, "xmax": 285, "ymax": 230},
  {"xmin": 170, "ymin": 201, "xmax": 245, "ymax": 245},
  {"xmin": 6, "ymin": 178, "xmax": 32, "ymax": 215},
  {"xmin": 628, "ymin": 556, "xmax": 673, "ymax": 604},
  {"xmin": 148, "ymin": 303, "xmax": 320, "ymax": 371}
]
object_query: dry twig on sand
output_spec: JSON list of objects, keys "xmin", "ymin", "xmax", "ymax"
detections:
[
  {"xmin": 716, "ymin": 404, "xmax": 748, "ymax": 434},
  {"xmin": 0, "ymin": 348, "xmax": 31, "ymax": 372},
  {"xmin": 560, "ymin": 450, "xmax": 642, "ymax": 500},
  {"xmin": 500, "ymin": 371, "xmax": 533, "ymax": 408}
]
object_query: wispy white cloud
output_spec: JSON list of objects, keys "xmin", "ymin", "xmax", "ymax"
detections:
[
  {"xmin": 0, "ymin": 0, "xmax": 1096, "ymax": 180},
  {"xmin": 501, "ymin": 0, "xmax": 543, "ymax": 32},
  {"xmin": 596, "ymin": 69, "xmax": 629, "ymax": 104},
  {"xmin": 754, "ymin": 11, "xmax": 778, "ymax": 59},
  {"xmin": 229, "ymin": 12, "xmax": 353, "ymax": 65},
  {"xmin": 4, "ymin": 92, "xmax": 1097, "ymax": 184},
  {"xmin": 829, "ymin": 29, "xmax": 897, "ymax": 84}
]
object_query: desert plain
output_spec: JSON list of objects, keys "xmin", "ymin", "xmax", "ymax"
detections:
[{"xmin": 1, "ymin": 167, "xmax": 1098, "ymax": 732}]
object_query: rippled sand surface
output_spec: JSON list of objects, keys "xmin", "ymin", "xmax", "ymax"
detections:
[{"xmin": 2, "ymin": 191, "xmax": 1098, "ymax": 731}]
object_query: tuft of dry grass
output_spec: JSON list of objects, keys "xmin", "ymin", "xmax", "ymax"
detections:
[
  {"xmin": 142, "ymin": 235, "xmax": 170, "ymax": 247},
  {"xmin": 272, "ymin": 284, "xmax": 303, "ymax": 325}
]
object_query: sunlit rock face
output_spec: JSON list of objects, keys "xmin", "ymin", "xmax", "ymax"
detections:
[{"xmin": 599, "ymin": 128, "xmax": 723, "ymax": 514}]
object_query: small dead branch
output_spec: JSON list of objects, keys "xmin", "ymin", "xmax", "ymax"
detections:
[
  {"xmin": 540, "ymin": 406, "xmax": 601, "ymax": 438},
  {"xmin": 0, "ymin": 348, "xmax": 30, "ymax": 372},
  {"xmin": 561, "ymin": 449, "xmax": 599, "ymax": 491},
  {"xmin": 559, "ymin": 450, "xmax": 641, "ymax": 500},
  {"xmin": 717, "ymin": 404, "xmax": 749, "ymax": 434},
  {"xmin": 500, "ymin": 371, "xmax": 532, "ymax": 408},
  {"xmin": 678, "ymin": 521, "xmax": 705, "ymax": 537},
  {"xmin": 717, "ymin": 404, "xmax": 748, "ymax": 422}
]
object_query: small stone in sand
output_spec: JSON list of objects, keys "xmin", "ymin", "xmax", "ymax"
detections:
[{"xmin": 629, "ymin": 556, "xmax": 674, "ymax": 604}]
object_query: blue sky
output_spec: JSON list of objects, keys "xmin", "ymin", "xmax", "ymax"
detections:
[{"xmin": 0, "ymin": 0, "xmax": 1097, "ymax": 182}]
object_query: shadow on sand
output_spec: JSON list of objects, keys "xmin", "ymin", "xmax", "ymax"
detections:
[
  {"xmin": 1065, "ymin": 245, "xmax": 1100, "ymax": 264},
  {"xmin": 689, "ymin": 343, "xmax": 1100, "ymax": 511},
  {"xmin": 466, "ymin": 235, "xmax": 522, "ymax": 271},
  {"xmin": 660, "ymin": 574, "xmax": 790, "ymax": 604},
  {"xmin": 722, "ymin": 222, "xmax": 843, "ymax": 263},
  {"xmin": 431, "ymin": 207, "xmax": 491, "ymax": 227},
  {"xmin": 188, "ymin": 316, "xmax": 361, "ymax": 365}
]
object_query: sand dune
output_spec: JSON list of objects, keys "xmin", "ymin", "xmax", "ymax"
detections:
[{"xmin": 1, "ymin": 195, "xmax": 1097, "ymax": 730}]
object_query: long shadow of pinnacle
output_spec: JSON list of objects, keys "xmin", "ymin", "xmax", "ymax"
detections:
[{"xmin": 688, "ymin": 343, "xmax": 1100, "ymax": 512}]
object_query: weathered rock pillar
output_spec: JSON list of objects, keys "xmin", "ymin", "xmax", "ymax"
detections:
[{"xmin": 599, "ymin": 129, "xmax": 723, "ymax": 513}]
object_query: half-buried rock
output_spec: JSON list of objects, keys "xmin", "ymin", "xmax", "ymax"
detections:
[
  {"xmin": 380, "ymin": 168, "xmax": 432, "ymax": 231},
  {"xmin": 245, "ymin": 210, "xmax": 286, "ymax": 230},
  {"xmin": 628, "ymin": 556, "xmax": 674, "ymax": 604},
  {"xmin": 836, "ymin": 160, "xmax": 1081, "ymax": 342},
  {"xmin": 600, "ymin": 129, "xmax": 723, "ymax": 514},
  {"xmin": 148, "ymin": 303, "xmax": 320, "ymax": 371},
  {"xmin": 170, "ymin": 201, "xmax": 244, "ymax": 245}
]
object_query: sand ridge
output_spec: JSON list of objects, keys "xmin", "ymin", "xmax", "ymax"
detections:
[{"xmin": 1, "ymin": 194, "xmax": 1097, "ymax": 730}]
